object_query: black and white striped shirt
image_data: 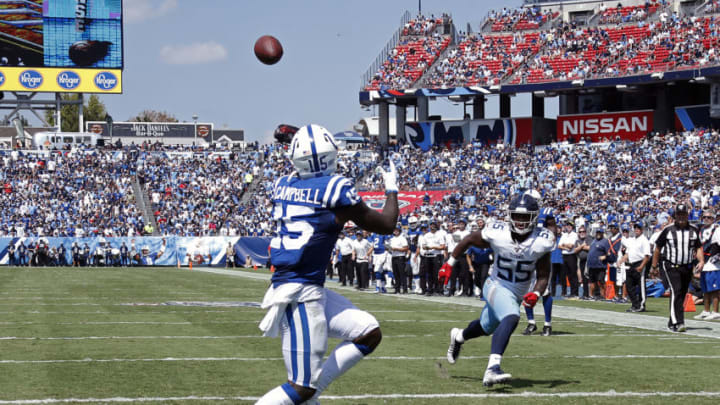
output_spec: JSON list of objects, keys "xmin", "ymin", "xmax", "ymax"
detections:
[{"xmin": 654, "ymin": 224, "xmax": 701, "ymax": 266}]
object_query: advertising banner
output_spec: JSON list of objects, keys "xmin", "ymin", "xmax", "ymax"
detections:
[
  {"xmin": 0, "ymin": 0, "xmax": 123, "ymax": 93},
  {"xmin": 404, "ymin": 118, "xmax": 533, "ymax": 151},
  {"xmin": 0, "ymin": 236, "xmax": 271, "ymax": 267},
  {"xmin": 86, "ymin": 121, "xmax": 214, "ymax": 139},
  {"xmin": 556, "ymin": 110, "xmax": 653, "ymax": 142},
  {"xmin": 359, "ymin": 190, "xmax": 455, "ymax": 215},
  {"xmin": 0, "ymin": 66, "xmax": 121, "ymax": 93}
]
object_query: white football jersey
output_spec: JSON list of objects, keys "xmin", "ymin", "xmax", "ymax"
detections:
[{"xmin": 481, "ymin": 221, "xmax": 556, "ymax": 298}]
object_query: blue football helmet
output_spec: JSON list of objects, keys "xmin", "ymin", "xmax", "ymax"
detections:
[{"xmin": 507, "ymin": 193, "xmax": 539, "ymax": 235}]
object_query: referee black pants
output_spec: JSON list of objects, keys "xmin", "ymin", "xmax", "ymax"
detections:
[
  {"xmin": 355, "ymin": 261, "xmax": 369, "ymax": 289},
  {"xmin": 449, "ymin": 260, "xmax": 469, "ymax": 295},
  {"xmin": 391, "ymin": 256, "xmax": 407, "ymax": 293},
  {"xmin": 340, "ymin": 255, "xmax": 354, "ymax": 286},
  {"xmin": 662, "ymin": 263, "xmax": 693, "ymax": 327},
  {"xmin": 626, "ymin": 261, "xmax": 646, "ymax": 310},
  {"xmin": 562, "ymin": 254, "xmax": 579, "ymax": 296},
  {"xmin": 420, "ymin": 255, "xmax": 441, "ymax": 294}
]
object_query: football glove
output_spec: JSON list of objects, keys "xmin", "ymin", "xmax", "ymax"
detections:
[
  {"xmin": 522, "ymin": 291, "xmax": 540, "ymax": 308},
  {"xmin": 438, "ymin": 262, "xmax": 452, "ymax": 285},
  {"xmin": 380, "ymin": 160, "xmax": 398, "ymax": 194}
]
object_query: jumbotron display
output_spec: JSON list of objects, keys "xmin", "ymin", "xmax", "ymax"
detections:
[{"xmin": 0, "ymin": 0, "xmax": 123, "ymax": 93}]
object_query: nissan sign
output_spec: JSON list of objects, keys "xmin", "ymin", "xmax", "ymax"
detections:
[{"xmin": 557, "ymin": 110, "xmax": 653, "ymax": 142}]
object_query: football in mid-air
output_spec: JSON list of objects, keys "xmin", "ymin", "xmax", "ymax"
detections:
[{"xmin": 254, "ymin": 35, "xmax": 283, "ymax": 65}]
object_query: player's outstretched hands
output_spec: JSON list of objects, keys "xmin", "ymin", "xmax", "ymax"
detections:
[
  {"xmin": 380, "ymin": 160, "xmax": 398, "ymax": 194},
  {"xmin": 522, "ymin": 291, "xmax": 540, "ymax": 308},
  {"xmin": 438, "ymin": 262, "xmax": 452, "ymax": 285}
]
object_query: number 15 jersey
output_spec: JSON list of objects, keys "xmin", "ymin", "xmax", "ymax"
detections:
[
  {"xmin": 481, "ymin": 221, "xmax": 556, "ymax": 298},
  {"xmin": 269, "ymin": 173, "xmax": 361, "ymax": 287}
]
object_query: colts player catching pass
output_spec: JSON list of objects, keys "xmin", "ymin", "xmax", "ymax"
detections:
[
  {"xmin": 439, "ymin": 193, "xmax": 555, "ymax": 386},
  {"xmin": 256, "ymin": 125, "xmax": 399, "ymax": 405}
]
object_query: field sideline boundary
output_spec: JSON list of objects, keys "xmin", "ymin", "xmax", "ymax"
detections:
[{"xmin": 191, "ymin": 267, "xmax": 720, "ymax": 339}]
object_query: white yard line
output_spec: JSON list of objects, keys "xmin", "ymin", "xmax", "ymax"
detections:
[
  {"xmin": 2, "ymin": 354, "xmax": 719, "ymax": 364},
  {"xmin": 0, "ymin": 333, "xmax": 694, "ymax": 340},
  {"xmin": 1, "ymin": 391, "xmax": 720, "ymax": 403}
]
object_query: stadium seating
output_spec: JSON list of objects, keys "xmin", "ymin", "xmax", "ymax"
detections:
[{"xmin": 366, "ymin": 3, "xmax": 720, "ymax": 89}]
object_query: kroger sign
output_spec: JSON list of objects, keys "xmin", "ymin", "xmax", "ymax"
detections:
[
  {"xmin": 19, "ymin": 70, "xmax": 43, "ymax": 89},
  {"xmin": 57, "ymin": 71, "xmax": 81, "ymax": 90},
  {"xmin": 94, "ymin": 71, "xmax": 118, "ymax": 90}
]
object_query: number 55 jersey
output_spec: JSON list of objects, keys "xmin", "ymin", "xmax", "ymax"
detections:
[
  {"xmin": 481, "ymin": 221, "xmax": 556, "ymax": 298},
  {"xmin": 269, "ymin": 173, "xmax": 361, "ymax": 287}
]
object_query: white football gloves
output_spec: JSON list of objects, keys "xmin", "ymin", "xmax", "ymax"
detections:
[{"xmin": 380, "ymin": 159, "xmax": 398, "ymax": 194}]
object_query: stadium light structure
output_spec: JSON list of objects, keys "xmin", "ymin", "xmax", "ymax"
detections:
[{"xmin": 192, "ymin": 113, "xmax": 198, "ymax": 145}]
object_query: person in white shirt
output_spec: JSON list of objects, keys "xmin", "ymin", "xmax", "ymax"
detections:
[
  {"xmin": 335, "ymin": 232, "xmax": 356, "ymax": 287},
  {"xmin": 619, "ymin": 222, "xmax": 651, "ymax": 312},
  {"xmin": 352, "ymin": 231, "xmax": 373, "ymax": 290},
  {"xmin": 421, "ymin": 222, "xmax": 447, "ymax": 296},
  {"xmin": 696, "ymin": 211, "xmax": 720, "ymax": 320},
  {"xmin": 558, "ymin": 222, "xmax": 581, "ymax": 298},
  {"xmin": 448, "ymin": 219, "xmax": 471, "ymax": 296},
  {"xmin": 389, "ymin": 227, "xmax": 410, "ymax": 294}
]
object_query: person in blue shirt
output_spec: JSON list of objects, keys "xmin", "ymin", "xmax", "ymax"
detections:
[
  {"xmin": 57, "ymin": 243, "xmax": 67, "ymax": 266},
  {"xmin": 587, "ymin": 228, "xmax": 611, "ymax": 299},
  {"xmin": 256, "ymin": 125, "xmax": 399, "ymax": 405}
]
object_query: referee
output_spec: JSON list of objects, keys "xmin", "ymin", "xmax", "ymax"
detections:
[{"xmin": 651, "ymin": 204, "xmax": 705, "ymax": 332}]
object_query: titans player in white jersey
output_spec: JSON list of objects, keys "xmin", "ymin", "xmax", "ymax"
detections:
[
  {"xmin": 256, "ymin": 125, "xmax": 399, "ymax": 405},
  {"xmin": 438, "ymin": 193, "xmax": 555, "ymax": 386}
]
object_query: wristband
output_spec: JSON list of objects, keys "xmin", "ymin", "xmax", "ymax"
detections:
[
  {"xmin": 447, "ymin": 256, "xmax": 457, "ymax": 266},
  {"xmin": 532, "ymin": 291, "xmax": 541, "ymax": 298}
]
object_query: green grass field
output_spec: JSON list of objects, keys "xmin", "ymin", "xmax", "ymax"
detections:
[{"xmin": 0, "ymin": 266, "xmax": 719, "ymax": 404}]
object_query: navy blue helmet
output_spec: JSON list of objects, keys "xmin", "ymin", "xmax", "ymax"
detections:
[{"xmin": 508, "ymin": 193, "xmax": 540, "ymax": 235}]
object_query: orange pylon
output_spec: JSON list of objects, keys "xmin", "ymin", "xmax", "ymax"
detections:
[{"xmin": 684, "ymin": 293, "xmax": 696, "ymax": 312}]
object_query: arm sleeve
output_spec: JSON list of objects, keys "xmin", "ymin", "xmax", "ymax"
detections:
[
  {"xmin": 655, "ymin": 228, "xmax": 668, "ymax": 250},
  {"xmin": 328, "ymin": 177, "xmax": 361, "ymax": 209}
]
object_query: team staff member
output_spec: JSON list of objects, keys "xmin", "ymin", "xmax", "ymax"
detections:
[
  {"xmin": 448, "ymin": 219, "xmax": 470, "ymax": 296},
  {"xmin": 353, "ymin": 231, "xmax": 373, "ymax": 290},
  {"xmin": 606, "ymin": 222, "xmax": 623, "ymax": 297},
  {"xmin": 652, "ymin": 204, "xmax": 705, "ymax": 333},
  {"xmin": 420, "ymin": 222, "xmax": 446, "ymax": 296},
  {"xmin": 696, "ymin": 210, "xmax": 720, "ymax": 320},
  {"xmin": 619, "ymin": 222, "xmax": 651, "ymax": 312},
  {"xmin": 389, "ymin": 227, "xmax": 409, "ymax": 294},
  {"xmin": 558, "ymin": 222, "xmax": 580, "ymax": 298},
  {"xmin": 587, "ymin": 228, "xmax": 609, "ymax": 299},
  {"xmin": 335, "ymin": 232, "xmax": 355, "ymax": 286},
  {"xmin": 575, "ymin": 227, "xmax": 592, "ymax": 299}
]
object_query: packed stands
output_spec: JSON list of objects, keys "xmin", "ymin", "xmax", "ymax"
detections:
[
  {"xmin": 487, "ymin": 6, "xmax": 558, "ymax": 32},
  {"xmin": 353, "ymin": 129, "xmax": 720, "ymax": 231},
  {"xmin": 0, "ymin": 150, "xmax": 143, "ymax": 238},
  {"xmin": 368, "ymin": 1, "xmax": 720, "ymax": 89},
  {"xmin": 424, "ymin": 31, "xmax": 540, "ymax": 87},
  {"xmin": 140, "ymin": 152, "xmax": 260, "ymax": 237},
  {"xmin": 598, "ymin": 2, "xmax": 659, "ymax": 25},
  {"xmin": 364, "ymin": 15, "xmax": 452, "ymax": 91}
]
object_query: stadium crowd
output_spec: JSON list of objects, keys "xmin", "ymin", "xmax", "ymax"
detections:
[
  {"xmin": 355, "ymin": 129, "xmax": 720, "ymax": 230},
  {"xmin": 371, "ymin": 4, "xmax": 720, "ymax": 89},
  {"xmin": 141, "ymin": 152, "xmax": 261, "ymax": 236},
  {"xmin": 0, "ymin": 150, "xmax": 144, "ymax": 238}
]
